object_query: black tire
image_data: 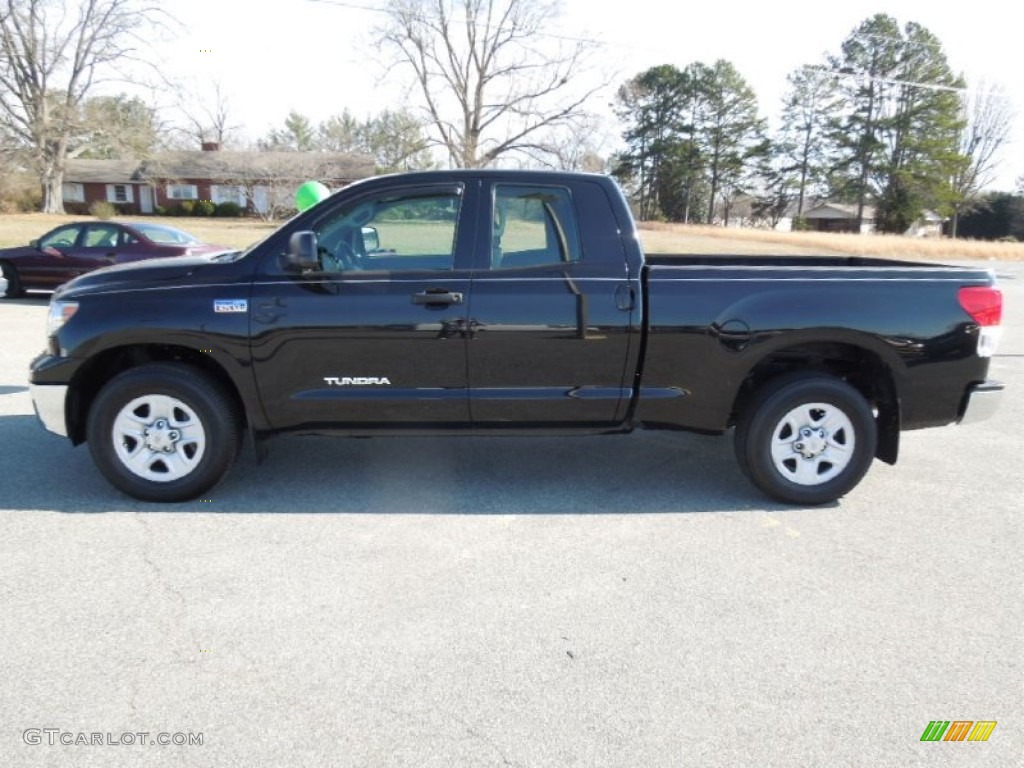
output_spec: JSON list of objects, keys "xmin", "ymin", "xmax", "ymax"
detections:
[
  {"xmin": 1, "ymin": 261, "xmax": 24, "ymax": 298},
  {"xmin": 86, "ymin": 363, "xmax": 242, "ymax": 502},
  {"xmin": 734, "ymin": 372, "xmax": 877, "ymax": 505}
]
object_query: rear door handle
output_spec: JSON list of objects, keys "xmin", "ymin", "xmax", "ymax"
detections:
[{"xmin": 412, "ymin": 290, "xmax": 463, "ymax": 306}]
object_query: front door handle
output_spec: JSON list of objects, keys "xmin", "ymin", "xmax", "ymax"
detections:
[
  {"xmin": 615, "ymin": 284, "xmax": 636, "ymax": 312},
  {"xmin": 412, "ymin": 290, "xmax": 463, "ymax": 306}
]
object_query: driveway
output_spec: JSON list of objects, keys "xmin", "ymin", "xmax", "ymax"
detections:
[{"xmin": 1, "ymin": 266, "xmax": 1021, "ymax": 767}]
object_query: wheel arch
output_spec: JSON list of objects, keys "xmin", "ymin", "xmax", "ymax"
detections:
[
  {"xmin": 66, "ymin": 344, "xmax": 246, "ymax": 444},
  {"xmin": 731, "ymin": 339, "xmax": 901, "ymax": 465}
]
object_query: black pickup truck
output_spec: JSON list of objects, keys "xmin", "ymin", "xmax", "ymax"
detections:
[{"xmin": 29, "ymin": 170, "xmax": 1004, "ymax": 504}]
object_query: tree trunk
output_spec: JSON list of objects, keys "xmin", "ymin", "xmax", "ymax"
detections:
[{"xmin": 42, "ymin": 173, "xmax": 65, "ymax": 214}]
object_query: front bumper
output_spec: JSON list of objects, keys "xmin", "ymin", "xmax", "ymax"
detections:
[
  {"xmin": 958, "ymin": 380, "xmax": 1004, "ymax": 425},
  {"xmin": 30, "ymin": 383, "xmax": 69, "ymax": 437}
]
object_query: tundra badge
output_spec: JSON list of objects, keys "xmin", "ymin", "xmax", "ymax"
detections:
[{"xmin": 324, "ymin": 377, "xmax": 392, "ymax": 386}]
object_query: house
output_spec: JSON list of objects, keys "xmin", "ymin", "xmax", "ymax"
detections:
[
  {"xmin": 60, "ymin": 159, "xmax": 149, "ymax": 213},
  {"xmin": 801, "ymin": 202, "xmax": 945, "ymax": 237},
  {"xmin": 801, "ymin": 203, "xmax": 877, "ymax": 234},
  {"xmin": 63, "ymin": 146, "xmax": 376, "ymax": 216}
]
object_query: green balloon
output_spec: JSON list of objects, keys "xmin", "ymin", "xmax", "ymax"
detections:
[{"xmin": 295, "ymin": 181, "xmax": 330, "ymax": 212}]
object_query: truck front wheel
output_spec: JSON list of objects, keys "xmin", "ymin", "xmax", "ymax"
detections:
[
  {"xmin": 735, "ymin": 373, "xmax": 877, "ymax": 505},
  {"xmin": 86, "ymin": 364, "xmax": 242, "ymax": 502}
]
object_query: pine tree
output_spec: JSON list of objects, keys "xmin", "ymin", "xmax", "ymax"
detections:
[
  {"xmin": 697, "ymin": 60, "xmax": 766, "ymax": 225},
  {"xmin": 775, "ymin": 66, "xmax": 842, "ymax": 217},
  {"xmin": 612, "ymin": 65, "xmax": 689, "ymax": 220},
  {"xmin": 828, "ymin": 14, "xmax": 965, "ymax": 233}
]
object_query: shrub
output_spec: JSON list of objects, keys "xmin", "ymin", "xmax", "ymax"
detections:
[
  {"xmin": 214, "ymin": 201, "xmax": 243, "ymax": 217},
  {"xmin": 0, "ymin": 168, "xmax": 41, "ymax": 212},
  {"xmin": 194, "ymin": 200, "xmax": 216, "ymax": 216},
  {"xmin": 90, "ymin": 200, "xmax": 117, "ymax": 220},
  {"xmin": 177, "ymin": 200, "xmax": 195, "ymax": 216},
  {"xmin": 154, "ymin": 205, "xmax": 167, "ymax": 216}
]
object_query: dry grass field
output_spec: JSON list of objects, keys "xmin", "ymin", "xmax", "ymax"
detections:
[
  {"xmin": 2, "ymin": 212, "xmax": 1022, "ymax": 261},
  {"xmin": 638, "ymin": 221, "xmax": 1024, "ymax": 261}
]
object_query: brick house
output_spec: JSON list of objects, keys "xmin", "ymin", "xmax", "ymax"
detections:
[
  {"xmin": 60, "ymin": 159, "xmax": 149, "ymax": 213},
  {"xmin": 63, "ymin": 146, "xmax": 375, "ymax": 216}
]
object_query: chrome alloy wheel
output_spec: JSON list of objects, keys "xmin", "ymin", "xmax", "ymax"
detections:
[
  {"xmin": 112, "ymin": 394, "xmax": 207, "ymax": 482},
  {"xmin": 769, "ymin": 402, "xmax": 855, "ymax": 486}
]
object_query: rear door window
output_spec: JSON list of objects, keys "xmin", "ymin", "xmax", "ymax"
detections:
[{"xmin": 491, "ymin": 185, "xmax": 582, "ymax": 269}]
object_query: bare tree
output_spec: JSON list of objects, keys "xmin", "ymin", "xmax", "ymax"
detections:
[
  {"xmin": 376, "ymin": 0, "xmax": 601, "ymax": 168},
  {"xmin": 180, "ymin": 80, "xmax": 241, "ymax": 150},
  {"xmin": 0, "ymin": 0, "xmax": 163, "ymax": 213},
  {"xmin": 529, "ymin": 114, "xmax": 609, "ymax": 172},
  {"xmin": 950, "ymin": 81, "xmax": 1014, "ymax": 236}
]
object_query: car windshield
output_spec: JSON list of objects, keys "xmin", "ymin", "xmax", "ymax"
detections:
[{"xmin": 133, "ymin": 224, "xmax": 201, "ymax": 245}]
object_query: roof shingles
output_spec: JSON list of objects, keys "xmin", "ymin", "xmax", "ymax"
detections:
[{"xmin": 65, "ymin": 151, "xmax": 375, "ymax": 185}]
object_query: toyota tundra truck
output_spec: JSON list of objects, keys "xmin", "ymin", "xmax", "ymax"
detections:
[{"xmin": 28, "ymin": 170, "xmax": 1004, "ymax": 504}]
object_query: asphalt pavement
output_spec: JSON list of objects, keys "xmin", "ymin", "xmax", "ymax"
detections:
[{"xmin": 1, "ymin": 263, "xmax": 1021, "ymax": 767}]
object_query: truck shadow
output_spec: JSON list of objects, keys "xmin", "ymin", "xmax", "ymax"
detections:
[{"xmin": 0, "ymin": 414, "xmax": 815, "ymax": 514}]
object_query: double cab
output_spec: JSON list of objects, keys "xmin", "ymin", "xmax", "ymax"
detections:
[{"xmin": 29, "ymin": 170, "xmax": 1004, "ymax": 504}]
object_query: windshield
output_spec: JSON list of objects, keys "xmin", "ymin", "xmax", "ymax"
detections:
[{"xmin": 134, "ymin": 224, "xmax": 200, "ymax": 245}]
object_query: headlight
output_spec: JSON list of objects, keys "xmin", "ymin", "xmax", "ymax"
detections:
[{"xmin": 47, "ymin": 300, "xmax": 79, "ymax": 337}]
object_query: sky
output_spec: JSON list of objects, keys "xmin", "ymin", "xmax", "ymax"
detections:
[{"xmin": 153, "ymin": 0, "xmax": 1023, "ymax": 190}]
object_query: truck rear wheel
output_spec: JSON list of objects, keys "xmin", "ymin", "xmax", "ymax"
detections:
[
  {"xmin": 735, "ymin": 373, "xmax": 876, "ymax": 505},
  {"xmin": 86, "ymin": 363, "xmax": 242, "ymax": 502}
]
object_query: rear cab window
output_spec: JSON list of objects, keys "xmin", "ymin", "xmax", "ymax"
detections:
[{"xmin": 491, "ymin": 185, "xmax": 582, "ymax": 270}]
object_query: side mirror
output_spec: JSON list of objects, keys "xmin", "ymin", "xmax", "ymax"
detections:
[
  {"xmin": 284, "ymin": 231, "xmax": 319, "ymax": 271},
  {"xmin": 361, "ymin": 226, "xmax": 379, "ymax": 252},
  {"xmin": 29, "ymin": 239, "xmax": 39, "ymax": 248}
]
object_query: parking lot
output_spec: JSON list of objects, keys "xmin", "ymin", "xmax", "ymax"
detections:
[{"xmin": 1, "ymin": 263, "xmax": 1021, "ymax": 767}]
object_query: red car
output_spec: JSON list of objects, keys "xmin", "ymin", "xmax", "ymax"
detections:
[{"xmin": 0, "ymin": 221, "xmax": 232, "ymax": 296}]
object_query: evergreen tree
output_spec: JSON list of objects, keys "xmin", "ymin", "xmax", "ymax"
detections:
[
  {"xmin": 317, "ymin": 111, "xmax": 363, "ymax": 153},
  {"xmin": 614, "ymin": 61, "xmax": 763, "ymax": 223},
  {"xmin": 775, "ymin": 66, "xmax": 842, "ymax": 216},
  {"xmin": 261, "ymin": 110, "xmax": 318, "ymax": 152},
  {"xmin": 828, "ymin": 14, "xmax": 965, "ymax": 232},
  {"xmin": 76, "ymin": 95, "xmax": 161, "ymax": 160},
  {"xmin": 360, "ymin": 109, "xmax": 435, "ymax": 172},
  {"xmin": 612, "ymin": 64, "xmax": 689, "ymax": 220},
  {"xmin": 698, "ymin": 60, "xmax": 767, "ymax": 224}
]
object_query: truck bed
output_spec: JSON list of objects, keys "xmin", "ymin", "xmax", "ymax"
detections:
[{"xmin": 646, "ymin": 253, "xmax": 953, "ymax": 269}]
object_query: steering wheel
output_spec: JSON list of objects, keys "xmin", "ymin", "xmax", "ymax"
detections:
[{"xmin": 319, "ymin": 241, "xmax": 360, "ymax": 272}]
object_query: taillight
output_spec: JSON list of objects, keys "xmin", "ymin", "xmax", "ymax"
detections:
[
  {"xmin": 958, "ymin": 286, "xmax": 1002, "ymax": 326},
  {"xmin": 958, "ymin": 286, "xmax": 1002, "ymax": 357}
]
